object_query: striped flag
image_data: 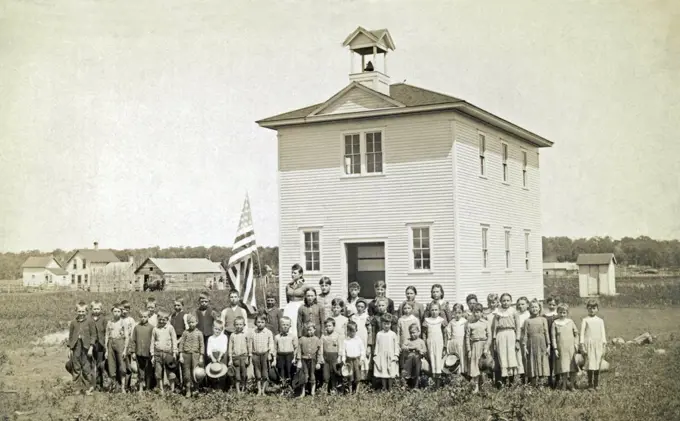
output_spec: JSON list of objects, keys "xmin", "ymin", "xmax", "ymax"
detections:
[{"xmin": 227, "ymin": 194, "xmax": 258, "ymax": 313}]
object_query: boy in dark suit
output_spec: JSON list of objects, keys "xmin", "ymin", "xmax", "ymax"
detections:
[
  {"xmin": 87, "ymin": 300, "xmax": 107, "ymax": 391},
  {"xmin": 68, "ymin": 301, "xmax": 94, "ymax": 395}
]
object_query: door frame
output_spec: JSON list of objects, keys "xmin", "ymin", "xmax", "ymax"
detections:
[{"xmin": 339, "ymin": 236, "xmax": 388, "ymax": 299}]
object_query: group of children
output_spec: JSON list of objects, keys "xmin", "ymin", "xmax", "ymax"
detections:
[{"xmin": 65, "ymin": 280, "xmax": 608, "ymax": 397}]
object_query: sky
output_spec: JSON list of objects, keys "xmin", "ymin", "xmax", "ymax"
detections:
[{"xmin": 0, "ymin": 0, "xmax": 679, "ymax": 252}]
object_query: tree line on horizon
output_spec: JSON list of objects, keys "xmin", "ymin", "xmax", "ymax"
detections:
[
  {"xmin": 1, "ymin": 236, "xmax": 679, "ymax": 280},
  {"xmin": 542, "ymin": 236, "xmax": 680, "ymax": 268}
]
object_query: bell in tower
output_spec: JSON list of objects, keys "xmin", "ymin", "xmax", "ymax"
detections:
[{"xmin": 342, "ymin": 27, "xmax": 395, "ymax": 96}]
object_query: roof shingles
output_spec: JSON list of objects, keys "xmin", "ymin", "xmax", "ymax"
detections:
[
  {"xmin": 138, "ymin": 258, "xmax": 224, "ymax": 274},
  {"xmin": 576, "ymin": 253, "xmax": 617, "ymax": 266},
  {"xmin": 258, "ymin": 83, "xmax": 462, "ymax": 124},
  {"xmin": 22, "ymin": 256, "xmax": 56, "ymax": 268}
]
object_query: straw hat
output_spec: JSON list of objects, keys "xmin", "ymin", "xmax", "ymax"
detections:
[
  {"xmin": 268, "ymin": 365, "xmax": 279, "ymax": 382},
  {"xmin": 193, "ymin": 366, "xmax": 206, "ymax": 383},
  {"xmin": 206, "ymin": 362, "xmax": 228, "ymax": 379},
  {"xmin": 599, "ymin": 359, "xmax": 610, "ymax": 372},
  {"xmin": 226, "ymin": 365, "xmax": 236, "ymax": 378},
  {"xmin": 341, "ymin": 364, "xmax": 352, "ymax": 377},
  {"xmin": 444, "ymin": 354, "xmax": 460, "ymax": 371},
  {"xmin": 421, "ymin": 358, "xmax": 431, "ymax": 375},
  {"xmin": 291, "ymin": 369, "xmax": 306, "ymax": 389},
  {"xmin": 478, "ymin": 354, "xmax": 495, "ymax": 372},
  {"xmin": 129, "ymin": 359, "xmax": 138, "ymax": 374},
  {"xmin": 574, "ymin": 353, "xmax": 585, "ymax": 369},
  {"xmin": 65, "ymin": 360, "xmax": 73, "ymax": 375}
]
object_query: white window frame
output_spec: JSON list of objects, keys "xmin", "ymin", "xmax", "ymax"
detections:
[
  {"xmin": 522, "ymin": 149, "xmax": 528, "ymax": 188},
  {"xmin": 407, "ymin": 223, "xmax": 433, "ymax": 273},
  {"xmin": 478, "ymin": 132, "xmax": 486, "ymax": 177},
  {"xmin": 524, "ymin": 230, "xmax": 531, "ymax": 271},
  {"xmin": 504, "ymin": 228, "xmax": 512, "ymax": 270},
  {"xmin": 481, "ymin": 225, "xmax": 490, "ymax": 271},
  {"xmin": 341, "ymin": 128, "xmax": 385, "ymax": 177},
  {"xmin": 300, "ymin": 227, "xmax": 322, "ymax": 274},
  {"xmin": 501, "ymin": 141, "xmax": 509, "ymax": 183}
]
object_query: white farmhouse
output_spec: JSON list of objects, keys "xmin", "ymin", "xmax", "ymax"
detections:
[
  {"xmin": 21, "ymin": 256, "xmax": 69, "ymax": 287},
  {"xmin": 257, "ymin": 27, "xmax": 554, "ymax": 304}
]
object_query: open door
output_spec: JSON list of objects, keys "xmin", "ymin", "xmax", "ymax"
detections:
[{"xmin": 346, "ymin": 242, "xmax": 385, "ymax": 299}]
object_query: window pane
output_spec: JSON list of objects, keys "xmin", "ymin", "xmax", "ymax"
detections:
[
  {"xmin": 502, "ymin": 144, "xmax": 508, "ymax": 161},
  {"xmin": 523, "ymin": 151, "xmax": 527, "ymax": 167},
  {"xmin": 422, "ymin": 258, "xmax": 431, "ymax": 270},
  {"xmin": 374, "ymin": 158, "xmax": 382, "ymax": 173},
  {"xmin": 414, "ymin": 258, "xmax": 422, "ymax": 270}
]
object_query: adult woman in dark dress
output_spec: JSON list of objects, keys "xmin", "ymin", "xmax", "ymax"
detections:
[{"xmin": 282, "ymin": 264, "xmax": 307, "ymax": 337}]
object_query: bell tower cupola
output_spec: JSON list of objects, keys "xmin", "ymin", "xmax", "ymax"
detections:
[{"xmin": 342, "ymin": 26, "xmax": 395, "ymax": 96}]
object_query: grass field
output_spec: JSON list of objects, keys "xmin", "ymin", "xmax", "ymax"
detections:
[{"xmin": 1, "ymin": 279, "xmax": 679, "ymax": 420}]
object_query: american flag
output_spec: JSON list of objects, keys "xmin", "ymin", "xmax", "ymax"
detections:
[{"xmin": 227, "ymin": 194, "xmax": 258, "ymax": 313}]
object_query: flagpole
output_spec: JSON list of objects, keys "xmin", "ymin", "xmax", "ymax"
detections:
[{"xmin": 246, "ymin": 191, "xmax": 266, "ymax": 308}]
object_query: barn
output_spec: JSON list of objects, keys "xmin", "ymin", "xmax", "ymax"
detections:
[
  {"xmin": 134, "ymin": 258, "xmax": 226, "ymax": 291},
  {"xmin": 257, "ymin": 27, "xmax": 554, "ymax": 304},
  {"xmin": 577, "ymin": 253, "xmax": 617, "ymax": 297},
  {"xmin": 543, "ymin": 262, "xmax": 578, "ymax": 277}
]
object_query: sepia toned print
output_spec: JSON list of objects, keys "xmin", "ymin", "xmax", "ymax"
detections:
[{"xmin": 1, "ymin": 1, "xmax": 679, "ymax": 420}]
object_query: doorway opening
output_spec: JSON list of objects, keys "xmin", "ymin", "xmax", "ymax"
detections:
[{"xmin": 345, "ymin": 242, "xmax": 385, "ymax": 300}]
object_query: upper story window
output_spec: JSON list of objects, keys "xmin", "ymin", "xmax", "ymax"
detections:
[
  {"xmin": 83, "ymin": 259, "xmax": 87, "ymax": 269},
  {"xmin": 502, "ymin": 143, "xmax": 509, "ymax": 183},
  {"xmin": 343, "ymin": 130, "xmax": 383, "ymax": 176},
  {"xmin": 73, "ymin": 261, "xmax": 77, "ymax": 270},
  {"xmin": 522, "ymin": 150, "xmax": 528, "ymax": 188},
  {"xmin": 479, "ymin": 133, "xmax": 486, "ymax": 176}
]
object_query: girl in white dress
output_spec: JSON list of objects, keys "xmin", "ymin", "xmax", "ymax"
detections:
[
  {"xmin": 492, "ymin": 293, "xmax": 520, "ymax": 385},
  {"xmin": 350, "ymin": 299, "xmax": 370, "ymax": 375},
  {"xmin": 515, "ymin": 296, "xmax": 530, "ymax": 382},
  {"xmin": 373, "ymin": 314, "xmax": 399, "ymax": 391},
  {"xmin": 282, "ymin": 264, "xmax": 306, "ymax": 337},
  {"xmin": 580, "ymin": 299, "xmax": 607, "ymax": 390},
  {"xmin": 423, "ymin": 302, "xmax": 447, "ymax": 387},
  {"xmin": 446, "ymin": 303, "xmax": 467, "ymax": 375}
]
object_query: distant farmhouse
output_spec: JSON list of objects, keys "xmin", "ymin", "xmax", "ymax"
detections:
[
  {"xmin": 134, "ymin": 258, "xmax": 226, "ymax": 291},
  {"xmin": 21, "ymin": 256, "xmax": 69, "ymax": 288},
  {"xmin": 64, "ymin": 242, "xmax": 121, "ymax": 290},
  {"xmin": 258, "ymin": 27, "xmax": 554, "ymax": 304},
  {"xmin": 543, "ymin": 261, "xmax": 579, "ymax": 277},
  {"xmin": 577, "ymin": 253, "xmax": 617, "ymax": 297}
]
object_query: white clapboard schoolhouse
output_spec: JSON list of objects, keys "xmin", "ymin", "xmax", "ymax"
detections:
[{"xmin": 257, "ymin": 27, "xmax": 554, "ymax": 305}]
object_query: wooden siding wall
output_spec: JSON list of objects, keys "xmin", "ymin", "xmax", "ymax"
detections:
[
  {"xmin": 163, "ymin": 273, "xmax": 223, "ymax": 291},
  {"xmin": 91, "ymin": 266, "xmax": 136, "ymax": 293},
  {"xmin": 277, "ymin": 111, "xmax": 456, "ymax": 305},
  {"xmin": 136, "ymin": 260, "xmax": 222, "ymax": 290},
  {"xmin": 453, "ymin": 115, "xmax": 544, "ymax": 302}
]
